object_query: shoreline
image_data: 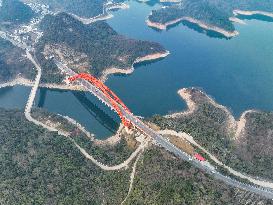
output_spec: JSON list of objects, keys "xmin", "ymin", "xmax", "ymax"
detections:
[
  {"xmin": 165, "ymin": 88, "xmax": 196, "ymax": 118},
  {"xmin": 63, "ymin": 115, "xmax": 124, "ymax": 146},
  {"xmin": 71, "ymin": 3, "xmax": 129, "ymax": 25},
  {"xmin": 94, "ymin": 124, "xmax": 123, "ymax": 146},
  {"xmin": 138, "ymin": 0, "xmax": 181, "ymax": 2},
  {"xmin": 0, "ymin": 77, "xmax": 87, "ymax": 91},
  {"xmin": 146, "ymin": 17, "xmax": 239, "ymax": 38},
  {"xmin": 146, "ymin": 8, "xmax": 273, "ymax": 37},
  {"xmin": 233, "ymin": 9, "xmax": 273, "ymax": 19},
  {"xmin": 166, "ymin": 87, "xmax": 260, "ymax": 139},
  {"xmin": 0, "ymin": 51, "xmax": 170, "ymax": 90},
  {"xmin": 159, "ymin": 0, "xmax": 181, "ymax": 2},
  {"xmin": 229, "ymin": 17, "xmax": 246, "ymax": 25},
  {"xmin": 100, "ymin": 50, "xmax": 170, "ymax": 82},
  {"xmin": 161, "ymin": 88, "xmax": 273, "ymax": 189},
  {"xmin": 234, "ymin": 110, "xmax": 257, "ymax": 140}
]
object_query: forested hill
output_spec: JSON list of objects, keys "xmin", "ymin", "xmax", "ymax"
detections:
[
  {"xmin": 36, "ymin": 12, "xmax": 165, "ymax": 82},
  {"xmin": 0, "ymin": 108, "xmax": 131, "ymax": 204},
  {"xmin": 148, "ymin": 0, "xmax": 273, "ymax": 32},
  {"xmin": 0, "ymin": 0, "xmax": 35, "ymax": 27},
  {"xmin": 0, "ymin": 108, "xmax": 271, "ymax": 204},
  {"xmin": 39, "ymin": 12, "xmax": 118, "ymax": 42},
  {"xmin": 22, "ymin": 0, "xmax": 124, "ymax": 18},
  {"xmin": 0, "ymin": 37, "xmax": 35, "ymax": 82}
]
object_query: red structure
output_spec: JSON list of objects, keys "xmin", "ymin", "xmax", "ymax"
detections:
[
  {"xmin": 194, "ymin": 153, "xmax": 206, "ymax": 161},
  {"xmin": 68, "ymin": 73, "xmax": 132, "ymax": 128}
]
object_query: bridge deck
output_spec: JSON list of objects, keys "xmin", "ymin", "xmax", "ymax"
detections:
[{"xmin": 54, "ymin": 60, "xmax": 273, "ymax": 199}]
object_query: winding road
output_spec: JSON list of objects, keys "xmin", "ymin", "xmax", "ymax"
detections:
[
  {"xmin": 24, "ymin": 50, "xmax": 63, "ymax": 133},
  {"xmin": 159, "ymin": 130, "xmax": 273, "ymax": 190},
  {"xmin": 4, "ymin": 27, "xmax": 273, "ymax": 198},
  {"xmin": 24, "ymin": 50, "xmax": 149, "ymax": 172},
  {"xmin": 54, "ymin": 60, "xmax": 273, "ymax": 199}
]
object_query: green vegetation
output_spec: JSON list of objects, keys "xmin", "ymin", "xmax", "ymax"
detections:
[
  {"xmin": 0, "ymin": 0, "xmax": 35, "ymax": 28},
  {"xmin": 148, "ymin": 0, "xmax": 273, "ymax": 32},
  {"xmin": 0, "ymin": 108, "xmax": 272, "ymax": 204},
  {"xmin": 36, "ymin": 12, "xmax": 165, "ymax": 83},
  {"xmin": 73, "ymin": 134, "xmax": 135, "ymax": 166},
  {"xmin": 24, "ymin": 0, "xmax": 124, "ymax": 18},
  {"xmin": 32, "ymin": 108, "xmax": 136, "ymax": 166},
  {"xmin": 0, "ymin": 108, "xmax": 130, "ymax": 204},
  {"xmin": 149, "ymin": 0, "xmax": 235, "ymax": 31},
  {"xmin": 0, "ymin": 37, "xmax": 35, "ymax": 82},
  {"xmin": 125, "ymin": 147, "xmax": 271, "ymax": 204},
  {"xmin": 235, "ymin": 112, "xmax": 273, "ymax": 179},
  {"xmin": 149, "ymin": 88, "xmax": 273, "ymax": 181},
  {"xmin": 36, "ymin": 54, "xmax": 65, "ymax": 84}
]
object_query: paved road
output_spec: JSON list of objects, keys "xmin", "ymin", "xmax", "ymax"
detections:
[
  {"xmin": 55, "ymin": 60, "xmax": 273, "ymax": 199},
  {"xmin": 24, "ymin": 51, "xmax": 70, "ymax": 136}
]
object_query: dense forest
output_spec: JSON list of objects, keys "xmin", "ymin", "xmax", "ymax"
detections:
[
  {"xmin": 32, "ymin": 108, "xmax": 136, "ymax": 166},
  {"xmin": 0, "ymin": 108, "xmax": 130, "ymax": 204},
  {"xmin": 236, "ymin": 112, "xmax": 273, "ymax": 179},
  {"xmin": 36, "ymin": 12, "xmax": 165, "ymax": 81},
  {"xmin": 0, "ymin": 0, "xmax": 35, "ymax": 28},
  {"xmin": 149, "ymin": 0, "xmax": 273, "ymax": 32},
  {"xmin": 1, "ymin": 108, "xmax": 271, "ymax": 204},
  {"xmin": 22, "ymin": 0, "xmax": 125, "ymax": 18},
  {"xmin": 126, "ymin": 147, "xmax": 272, "ymax": 205},
  {"xmin": 149, "ymin": 0, "xmax": 235, "ymax": 31},
  {"xmin": 0, "ymin": 37, "xmax": 35, "ymax": 82},
  {"xmin": 150, "ymin": 88, "xmax": 273, "ymax": 181}
]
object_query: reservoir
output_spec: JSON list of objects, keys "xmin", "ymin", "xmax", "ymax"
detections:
[
  {"xmin": 1, "ymin": 0, "xmax": 273, "ymax": 139},
  {"xmin": 106, "ymin": 0, "xmax": 273, "ymax": 118}
]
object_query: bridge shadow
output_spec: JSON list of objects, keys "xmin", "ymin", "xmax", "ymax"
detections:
[
  {"xmin": 37, "ymin": 88, "xmax": 47, "ymax": 107},
  {"xmin": 37, "ymin": 88, "xmax": 119, "ymax": 134},
  {"xmin": 72, "ymin": 91, "xmax": 120, "ymax": 133}
]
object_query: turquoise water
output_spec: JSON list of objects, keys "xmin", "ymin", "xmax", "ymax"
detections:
[
  {"xmin": 35, "ymin": 88, "xmax": 120, "ymax": 137},
  {"xmin": 106, "ymin": 0, "xmax": 273, "ymax": 118},
  {"xmin": 0, "ymin": 86, "xmax": 119, "ymax": 138},
  {"xmin": 0, "ymin": 86, "xmax": 30, "ymax": 109},
  {"xmin": 1, "ymin": 0, "xmax": 273, "ymax": 138}
]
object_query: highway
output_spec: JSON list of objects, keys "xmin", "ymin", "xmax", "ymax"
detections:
[
  {"xmin": 55, "ymin": 60, "xmax": 273, "ymax": 199},
  {"xmin": 2, "ymin": 8, "xmax": 272, "ymax": 199}
]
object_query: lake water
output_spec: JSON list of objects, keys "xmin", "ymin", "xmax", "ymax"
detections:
[
  {"xmin": 106, "ymin": 1, "xmax": 273, "ymax": 118},
  {"xmin": 1, "ymin": 0, "xmax": 273, "ymax": 139}
]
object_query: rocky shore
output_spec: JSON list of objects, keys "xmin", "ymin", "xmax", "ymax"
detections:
[
  {"xmin": 0, "ymin": 77, "xmax": 87, "ymax": 91},
  {"xmin": 233, "ymin": 9, "xmax": 273, "ymax": 19},
  {"xmin": 146, "ymin": 17, "xmax": 239, "ymax": 38},
  {"xmin": 100, "ymin": 51, "xmax": 170, "ymax": 82},
  {"xmin": 71, "ymin": 2, "xmax": 129, "ymax": 25},
  {"xmin": 165, "ymin": 88, "xmax": 272, "ymax": 144}
]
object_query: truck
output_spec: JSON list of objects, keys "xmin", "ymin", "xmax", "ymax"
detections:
[{"xmin": 194, "ymin": 153, "xmax": 206, "ymax": 161}]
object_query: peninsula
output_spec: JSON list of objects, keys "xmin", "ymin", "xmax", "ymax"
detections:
[
  {"xmin": 36, "ymin": 12, "xmax": 168, "ymax": 84},
  {"xmin": 150, "ymin": 88, "xmax": 273, "ymax": 182},
  {"xmin": 147, "ymin": 0, "xmax": 273, "ymax": 37}
]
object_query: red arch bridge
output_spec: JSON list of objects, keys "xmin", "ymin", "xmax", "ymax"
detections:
[
  {"xmin": 55, "ymin": 63, "xmax": 273, "ymax": 198},
  {"xmin": 68, "ymin": 73, "xmax": 132, "ymax": 128}
]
